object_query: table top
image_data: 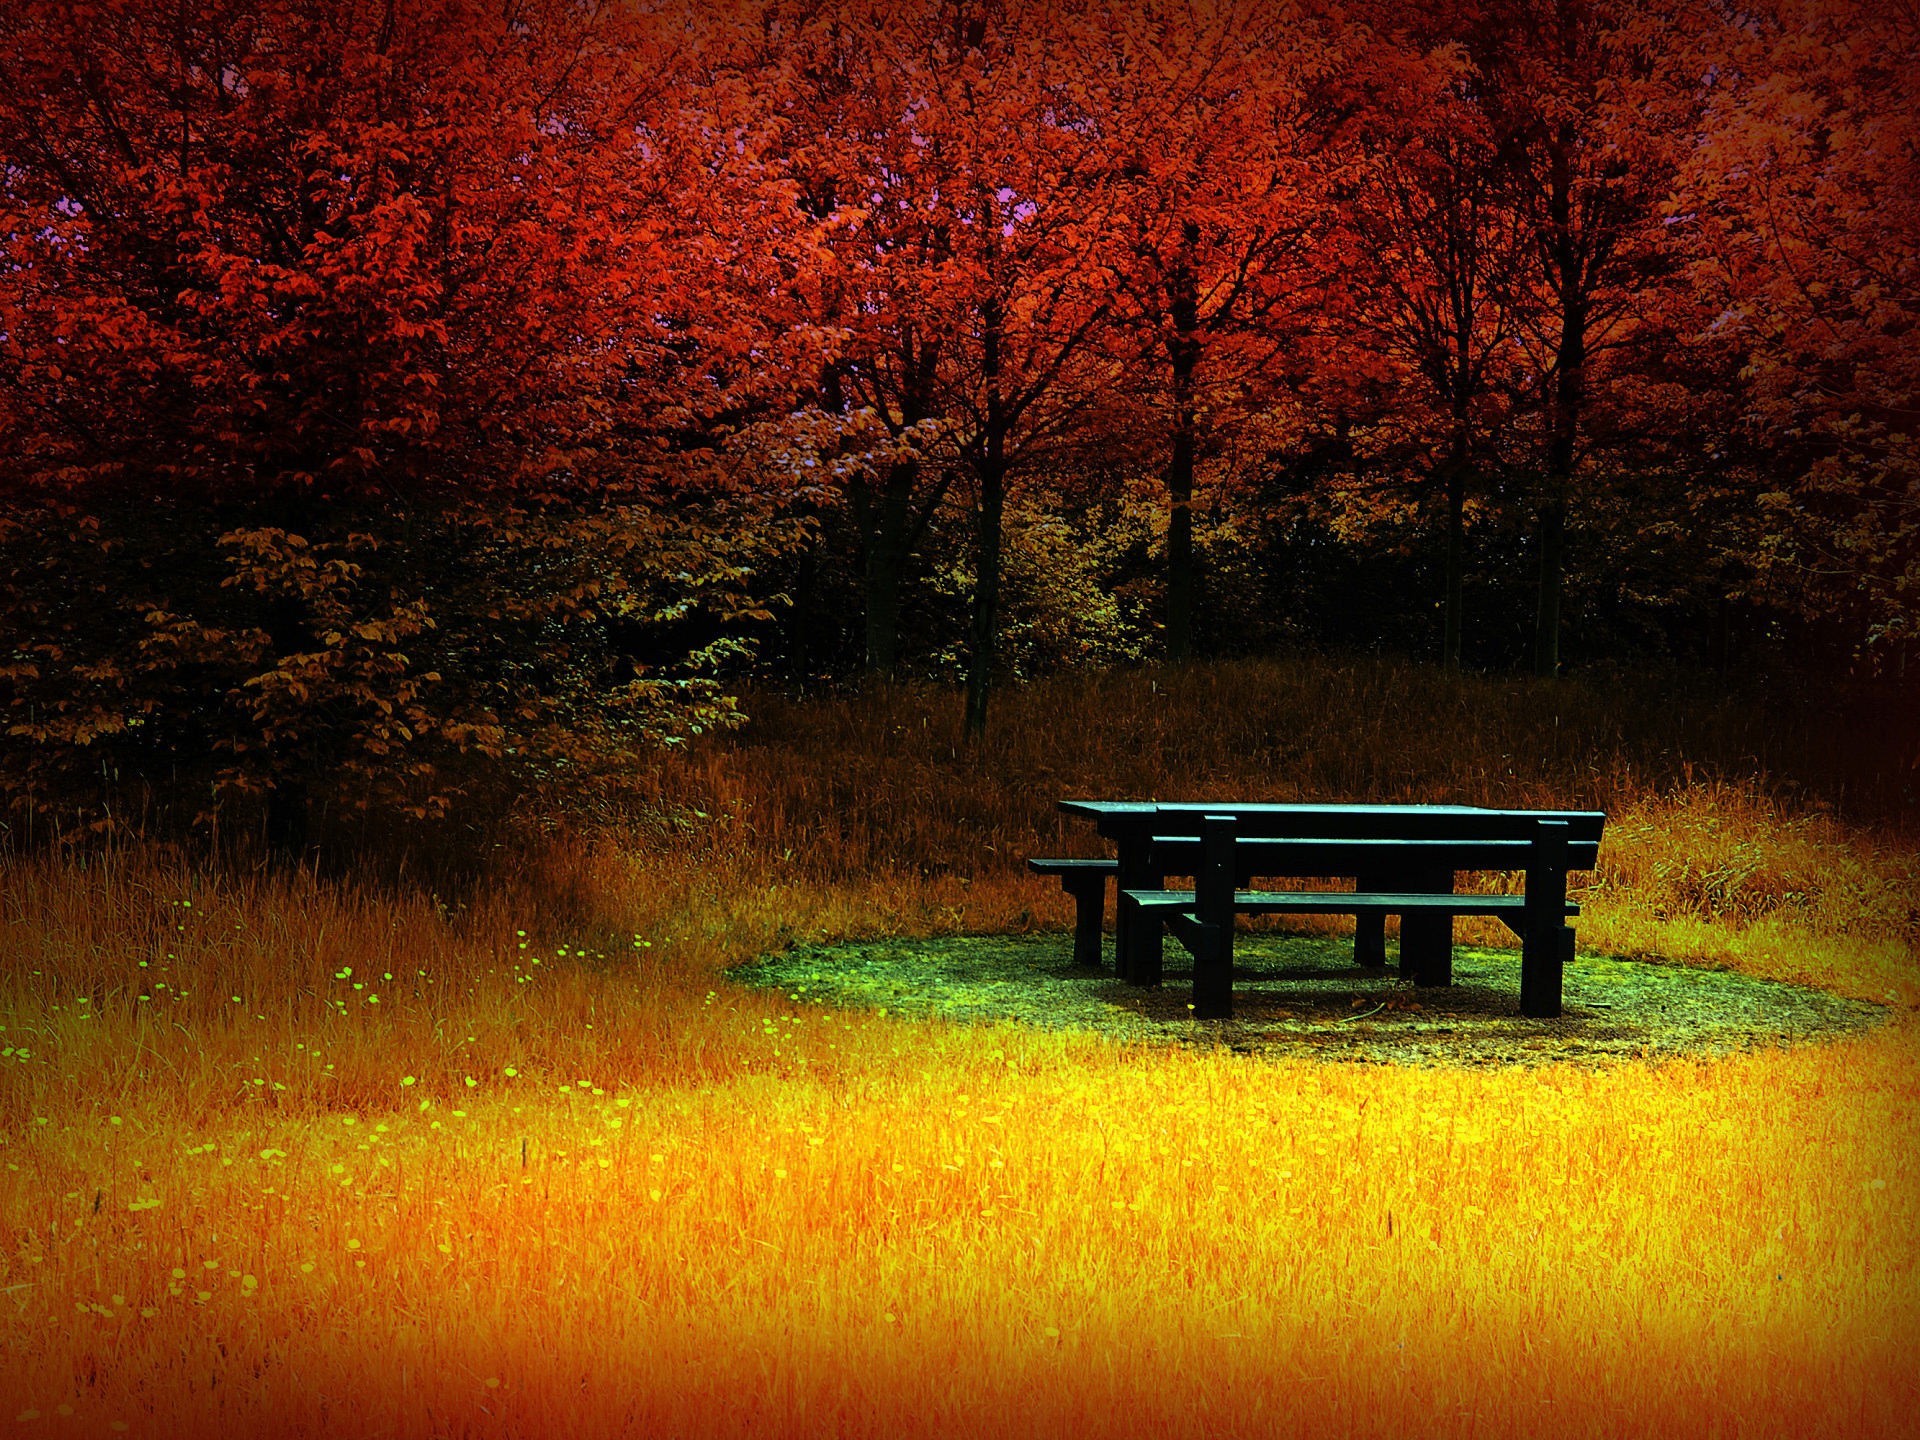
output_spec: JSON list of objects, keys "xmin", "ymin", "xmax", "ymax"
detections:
[
  {"xmin": 1059, "ymin": 799, "xmax": 1497, "ymax": 818},
  {"xmin": 1057, "ymin": 801, "xmax": 1607, "ymax": 858}
]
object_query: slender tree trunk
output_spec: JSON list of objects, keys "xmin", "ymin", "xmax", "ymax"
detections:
[
  {"xmin": 1165, "ymin": 223, "xmax": 1201, "ymax": 662},
  {"xmin": 1535, "ymin": 123, "xmax": 1583, "ymax": 680},
  {"xmin": 1532, "ymin": 490, "xmax": 1566, "ymax": 676},
  {"xmin": 1535, "ymin": 354, "xmax": 1580, "ymax": 677},
  {"xmin": 262, "ymin": 495, "xmax": 317, "ymax": 866},
  {"xmin": 858, "ymin": 337, "xmax": 938, "ymax": 679},
  {"xmin": 864, "ymin": 456, "xmax": 918, "ymax": 677},
  {"xmin": 964, "ymin": 298, "xmax": 1007, "ymax": 741},
  {"xmin": 964, "ymin": 447, "xmax": 1005, "ymax": 740},
  {"xmin": 1442, "ymin": 456, "xmax": 1468, "ymax": 670},
  {"xmin": 1165, "ymin": 390, "xmax": 1196, "ymax": 662},
  {"xmin": 264, "ymin": 774, "xmax": 311, "ymax": 862}
]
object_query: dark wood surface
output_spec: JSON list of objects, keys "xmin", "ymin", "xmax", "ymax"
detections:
[
  {"xmin": 1044, "ymin": 800, "xmax": 1601, "ymax": 1021},
  {"xmin": 1026, "ymin": 859, "xmax": 1116, "ymax": 970},
  {"xmin": 1123, "ymin": 888, "xmax": 1579, "ymax": 917}
]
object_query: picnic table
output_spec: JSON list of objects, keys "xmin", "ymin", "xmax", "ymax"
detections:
[{"xmin": 1030, "ymin": 801, "xmax": 1605, "ymax": 1021}]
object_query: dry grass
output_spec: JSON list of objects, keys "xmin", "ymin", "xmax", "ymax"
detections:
[{"xmin": 2, "ymin": 659, "xmax": 1916, "ymax": 1438}]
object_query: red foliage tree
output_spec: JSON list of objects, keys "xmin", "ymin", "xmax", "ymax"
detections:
[
  {"xmin": 760, "ymin": 1, "xmax": 1131, "ymax": 733},
  {"xmin": 1089, "ymin": 0, "xmax": 1360, "ymax": 661},
  {"xmin": 0, "ymin": 0, "xmax": 815, "ymax": 849},
  {"xmin": 1345, "ymin": 36, "xmax": 1530, "ymax": 669},
  {"xmin": 1463, "ymin": 0, "xmax": 1706, "ymax": 675},
  {"xmin": 1674, "ymin": 0, "xmax": 1920, "ymax": 663}
]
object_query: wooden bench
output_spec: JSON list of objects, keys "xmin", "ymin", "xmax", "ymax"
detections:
[
  {"xmin": 1122, "ymin": 813, "xmax": 1594, "ymax": 1020},
  {"xmin": 1026, "ymin": 857, "xmax": 1117, "ymax": 970}
]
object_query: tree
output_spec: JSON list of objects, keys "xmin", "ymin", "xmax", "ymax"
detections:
[
  {"xmin": 1674, "ymin": 0, "xmax": 1920, "ymax": 666},
  {"xmin": 1348, "ymin": 42, "xmax": 1528, "ymax": 668},
  {"xmin": 759, "ymin": 2, "xmax": 968, "ymax": 679},
  {"xmin": 933, "ymin": 10, "xmax": 1133, "ymax": 737},
  {"xmin": 1088, "ymin": 1, "xmax": 1351, "ymax": 663},
  {"xmin": 764, "ymin": 2, "xmax": 1128, "ymax": 733},
  {"xmin": 1465, "ymin": 0, "xmax": 1698, "ymax": 675},
  {"xmin": 0, "ymin": 0, "xmax": 815, "ymax": 849}
]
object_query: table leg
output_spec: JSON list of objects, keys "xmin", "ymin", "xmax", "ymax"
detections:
[
  {"xmin": 1190, "ymin": 923, "xmax": 1230, "ymax": 1017},
  {"xmin": 1113, "ymin": 836, "xmax": 1154, "ymax": 984},
  {"xmin": 1521, "ymin": 820, "xmax": 1569, "ymax": 1017},
  {"xmin": 1190, "ymin": 815, "xmax": 1236, "ymax": 1018},
  {"xmin": 1354, "ymin": 867, "xmax": 1388, "ymax": 969},
  {"xmin": 1068, "ymin": 875, "xmax": 1105, "ymax": 971},
  {"xmin": 1400, "ymin": 868, "xmax": 1454, "ymax": 988},
  {"xmin": 1126, "ymin": 864, "xmax": 1165, "ymax": 987},
  {"xmin": 1522, "ymin": 925, "xmax": 1571, "ymax": 1017}
]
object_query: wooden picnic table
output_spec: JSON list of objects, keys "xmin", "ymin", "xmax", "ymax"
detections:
[{"xmin": 1041, "ymin": 800, "xmax": 1605, "ymax": 1019}]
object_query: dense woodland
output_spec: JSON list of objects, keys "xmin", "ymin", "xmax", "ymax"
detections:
[{"xmin": 1, "ymin": 0, "xmax": 1914, "ymax": 850}]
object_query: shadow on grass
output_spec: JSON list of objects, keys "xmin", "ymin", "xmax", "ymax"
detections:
[{"xmin": 730, "ymin": 932, "xmax": 1886, "ymax": 1066}]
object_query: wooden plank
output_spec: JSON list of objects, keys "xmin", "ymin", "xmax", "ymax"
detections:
[
  {"xmin": 1520, "ymin": 820, "xmax": 1570, "ymax": 1017},
  {"xmin": 1354, "ymin": 866, "xmax": 1388, "ymax": 969},
  {"xmin": 1119, "ymin": 842, "xmax": 1165, "ymax": 987},
  {"xmin": 1121, "ymin": 889, "xmax": 1206, "ymax": 913},
  {"xmin": 1075, "ymin": 800, "xmax": 1605, "ymax": 847},
  {"xmin": 1191, "ymin": 816, "xmax": 1237, "ymax": 1019},
  {"xmin": 1119, "ymin": 888, "xmax": 1578, "ymax": 917},
  {"xmin": 1146, "ymin": 799, "xmax": 1602, "ymax": 827},
  {"xmin": 1230, "ymin": 891, "xmax": 1571, "ymax": 915},
  {"xmin": 1149, "ymin": 842, "xmax": 1601, "ymax": 876},
  {"xmin": 1400, "ymin": 866, "xmax": 1454, "ymax": 988},
  {"xmin": 1028, "ymin": 859, "xmax": 1114, "ymax": 972},
  {"xmin": 1058, "ymin": 800, "xmax": 1158, "ymax": 820},
  {"xmin": 1145, "ymin": 809, "xmax": 1600, "ymax": 845},
  {"xmin": 1149, "ymin": 836, "xmax": 1534, "ymax": 854},
  {"xmin": 1146, "ymin": 836, "xmax": 1579, "ymax": 873}
]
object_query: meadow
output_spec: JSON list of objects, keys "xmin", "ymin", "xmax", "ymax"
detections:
[{"xmin": 2, "ymin": 659, "xmax": 1916, "ymax": 1438}]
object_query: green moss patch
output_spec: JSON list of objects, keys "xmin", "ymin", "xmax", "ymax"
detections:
[{"xmin": 730, "ymin": 932, "xmax": 1885, "ymax": 1066}]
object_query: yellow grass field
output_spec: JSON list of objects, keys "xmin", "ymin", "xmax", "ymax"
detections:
[{"xmin": 3, "ymin": 661, "xmax": 1916, "ymax": 1438}]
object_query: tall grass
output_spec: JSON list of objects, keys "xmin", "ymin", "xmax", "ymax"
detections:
[{"xmin": 2, "ymin": 659, "xmax": 1915, "ymax": 1438}]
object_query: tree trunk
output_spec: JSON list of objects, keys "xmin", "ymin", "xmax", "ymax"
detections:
[
  {"xmin": 858, "ymin": 333, "xmax": 938, "ymax": 679},
  {"xmin": 964, "ymin": 447, "xmax": 1005, "ymax": 740},
  {"xmin": 264, "ymin": 774, "xmax": 311, "ymax": 864},
  {"xmin": 1443, "ymin": 458, "xmax": 1467, "ymax": 671},
  {"xmin": 1165, "ymin": 224, "xmax": 1201, "ymax": 662},
  {"xmin": 1165, "ymin": 399, "xmax": 1196, "ymax": 662},
  {"xmin": 261, "ymin": 531, "xmax": 317, "ymax": 865},
  {"xmin": 863, "ymin": 456, "xmax": 918, "ymax": 677},
  {"xmin": 1535, "ymin": 122, "xmax": 1583, "ymax": 680},
  {"xmin": 964, "ymin": 296, "xmax": 1007, "ymax": 741},
  {"xmin": 1533, "ymin": 491, "xmax": 1566, "ymax": 677}
]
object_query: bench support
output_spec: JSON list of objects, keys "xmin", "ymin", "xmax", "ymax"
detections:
[
  {"xmin": 1354, "ymin": 869, "xmax": 1389, "ymax": 969},
  {"xmin": 1028, "ymin": 859, "xmax": 1117, "ymax": 972},
  {"xmin": 1065, "ymin": 875, "xmax": 1106, "ymax": 970},
  {"xmin": 1191, "ymin": 816, "xmax": 1237, "ymax": 1018},
  {"xmin": 1520, "ymin": 820, "xmax": 1571, "ymax": 1017},
  {"xmin": 1400, "ymin": 867, "xmax": 1455, "ymax": 988},
  {"xmin": 1521, "ymin": 926, "xmax": 1574, "ymax": 1018},
  {"xmin": 1120, "ymin": 851, "xmax": 1165, "ymax": 987}
]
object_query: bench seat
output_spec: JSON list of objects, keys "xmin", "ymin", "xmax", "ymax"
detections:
[
  {"xmin": 1027, "ymin": 858, "xmax": 1119, "ymax": 878},
  {"xmin": 1124, "ymin": 887, "xmax": 1579, "ymax": 929},
  {"xmin": 1027, "ymin": 858, "xmax": 1118, "ymax": 969}
]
